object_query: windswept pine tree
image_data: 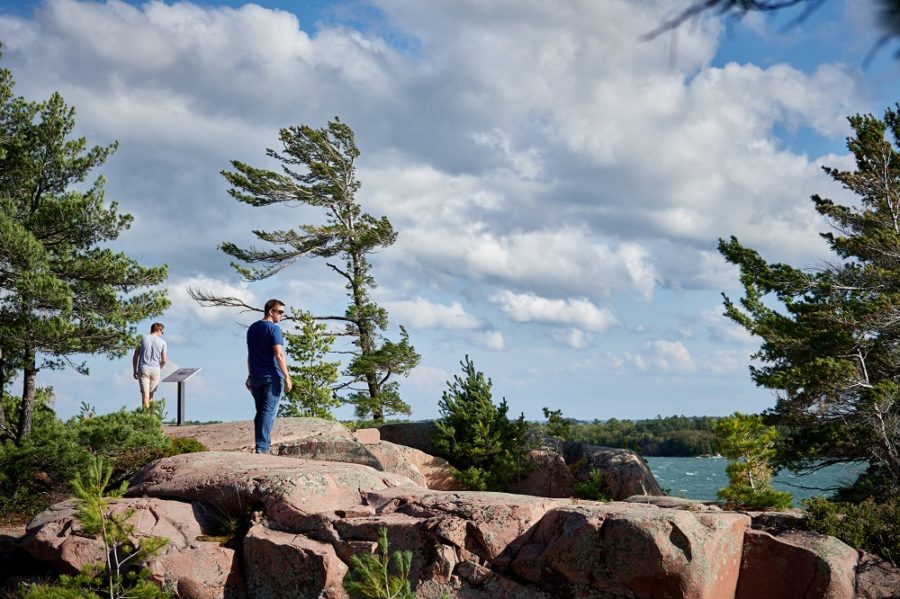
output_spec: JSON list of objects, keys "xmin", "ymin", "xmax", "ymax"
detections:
[
  {"xmin": 193, "ymin": 118, "xmax": 419, "ymax": 422},
  {"xmin": 720, "ymin": 105, "xmax": 900, "ymax": 493}
]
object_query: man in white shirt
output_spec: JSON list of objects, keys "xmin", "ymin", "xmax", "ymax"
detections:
[{"xmin": 132, "ymin": 322, "xmax": 167, "ymax": 410}]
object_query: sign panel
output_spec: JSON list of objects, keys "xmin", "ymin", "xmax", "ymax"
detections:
[{"xmin": 162, "ymin": 368, "xmax": 201, "ymax": 383}]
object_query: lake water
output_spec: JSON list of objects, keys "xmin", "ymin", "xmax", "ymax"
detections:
[{"xmin": 644, "ymin": 456, "xmax": 866, "ymax": 505}]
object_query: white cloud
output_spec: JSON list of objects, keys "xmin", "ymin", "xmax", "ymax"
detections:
[
  {"xmin": 385, "ymin": 297, "xmax": 481, "ymax": 330},
  {"xmin": 647, "ymin": 339, "xmax": 696, "ymax": 372},
  {"xmin": 469, "ymin": 329, "xmax": 506, "ymax": 351},
  {"xmin": 490, "ymin": 290, "xmax": 618, "ymax": 332},
  {"xmin": 553, "ymin": 328, "xmax": 594, "ymax": 350},
  {"xmin": 166, "ymin": 276, "xmax": 258, "ymax": 324}
]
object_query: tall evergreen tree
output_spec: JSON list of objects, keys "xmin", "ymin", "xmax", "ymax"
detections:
[
  {"xmin": 720, "ymin": 105, "xmax": 900, "ymax": 491},
  {"xmin": 201, "ymin": 118, "xmax": 419, "ymax": 422},
  {"xmin": 0, "ymin": 59, "xmax": 168, "ymax": 443}
]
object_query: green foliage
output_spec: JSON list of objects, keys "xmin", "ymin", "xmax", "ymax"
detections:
[
  {"xmin": 572, "ymin": 468, "xmax": 611, "ymax": 502},
  {"xmin": 542, "ymin": 407, "xmax": 570, "ymax": 444},
  {"xmin": 0, "ymin": 55, "xmax": 168, "ymax": 444},
  {"xmin": 218, "ymin": 118, "xmax": 419, "ymax": 423},
  {"xmin": 344, "ymin": 527, "xmax": 414, "ymax": 599},
  {"xmin": 280, "ymin": 310, "xmax": 342, "ymax": 419},
  {"xmin": 804, "ymin": 495, "xmax": 900, "ymax": 566},
  {"xmin": 20, "ymin": 457, "xmax": 171, "ymax": 598},
  {"xmin": 719, "ymin": 105, "xmax": 900, "ymax": 493},
  {"xmin": 567, "ymin": 415, "xmax": 721, "ymax": 456},
  {"xmin": 433, "ymin": 356, "xmax": 529, "ymax": 491},
  {"xmin": 0, "ymin": 401, "xmax": 197, "ymax": 521},
  {"xmin": 714, "ymin": 413, "xmax": 792, "ymax": 510}
]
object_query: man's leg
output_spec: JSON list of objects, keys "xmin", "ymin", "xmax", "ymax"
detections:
[
  {"xmin": 146, "ymin": 370, "xmax": 160, "ymax": 407},
  {"xmin": 251, "ymin": 376, "xmax": 277, "ymax": 453},
  {"xmin": 259, "ymin": 377, "xmax": 282, "ymax": 452},
  {"xmin": 138, "ymin": 373, "xmax": 151, "ymax": 410}
]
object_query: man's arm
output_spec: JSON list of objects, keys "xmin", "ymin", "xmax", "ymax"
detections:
[
  {"xmin": 273, "ymin": 344, "xmax": 292, "ymax": 393},
  {"xmin": 132, "ymin": 347, "xmax": 140, "ymax": 379},
  {"xmin": 160, "ymin": 350, "xmax": 167, "ymax": 369}
]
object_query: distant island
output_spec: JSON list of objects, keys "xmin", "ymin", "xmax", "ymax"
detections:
[{"xmin": 565, "ymin": 415, "xmax": 719, "ymax": 457}]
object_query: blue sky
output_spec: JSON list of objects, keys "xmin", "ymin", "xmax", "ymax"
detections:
[{"xmin": 1, "ymin": 0, "xmax": 899, "ymax": 423}]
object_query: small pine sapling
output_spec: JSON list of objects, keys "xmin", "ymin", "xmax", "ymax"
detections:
[{"xmin": 344, "ymin": 527, "xmax": 414, "ymax": 599}]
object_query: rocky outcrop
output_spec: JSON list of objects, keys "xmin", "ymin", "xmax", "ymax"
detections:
[
  {"xmin": 377, "ymin": 421, "xmax": 663, "ymax": 500},
  {"xmin": 165, "ymin": 418, "xmax": 461, "ymax": 491},
  {"xmin": 507, "ymin": 448, "xmax": 576, "ymax": 498},
  {"xmin": 564, "ymin": 441, "xmax": 664, "ymax": 498},
  {"xmin": 19, "ymin": 451, "xmax": 900, "ymax": 599}
]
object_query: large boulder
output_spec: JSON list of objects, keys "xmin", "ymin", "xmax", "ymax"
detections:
[
  {"xmin": 563, "ymin": 441, "xmax": 664, "ymax": 499},
  {"xmin": 363, "ymin": 441, "xmax": 462, "ymax": 491},
  {"xmin": 507, "ymin": 448, "xmax": 576, "ymax": 498},
  {"xmin": 126, "ymin": 451, "xmax": 419, "ymax": 530},
  {"xmin": 510, "ymin": 503, "xmax": 749, "ymax": 599},
  {"xmin": 736, "ymin": 529, "xmax": 858, "ymax": 599},
  {"xmin": 377, "ymin": 420, "xmax": 440, "ymax": 454}
]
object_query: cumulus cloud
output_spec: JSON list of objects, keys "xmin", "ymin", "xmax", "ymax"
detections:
[
  {"xmin": 166, "ymin": 276, "xmax": 259, "ymax": 324},
  {"xmin": 385, "ymin": 297, "xmax": 482, "ymax": 330},
  {"xmin": 647, "ymin": 339, "xmax": 696, "ymax": 372},
  {"xmin": 552, "ymin": 328, "xmax": 595, "ymax": 350},
  {"xmin": 469, "ymin": 329, "xmax": 506, "ymax": 351},
  {"xmin": 490, "ymin": 291, "xmax": 618, "ymax": 332}
]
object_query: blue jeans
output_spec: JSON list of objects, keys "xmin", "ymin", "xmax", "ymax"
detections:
[{"xmin": 250, "ymin": 375, "xmax": 282, "ymax": 452}]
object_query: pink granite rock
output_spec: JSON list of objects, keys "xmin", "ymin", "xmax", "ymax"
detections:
[
  {"xmin": 511, "ymin": 502, "xmax": 749, "ymax": 599},
  {"xmin": 127, "ymin": 451, "xmax": 421, "ymax": 530},
  {"xmin": 243, "ymin": 524, "xmax": 348, "ymax": 599},
  {"xmin": 564, "ymin": 442, "xmax": 663, "ymax": 499},
  {"xmin": 164, "ymin": 416, "xmax": 349, "ymax": 453},
  {"xmin": 855, "ymin": 551, "xmax": 900, "ymax": 599},
  {"xmin": 507, "ymin": 448, "xmax": 576, "ymax": 498},
  {"xmin": 22, "ymin": 497, "xmax": 243, "ymax": 598},
  {"xmin": 736, "ymin": 529, "xmax": 859, "ymax": 599},
  {"xmin": 364, "ymin": 441, "xmax": 463, "ymax": 491}
]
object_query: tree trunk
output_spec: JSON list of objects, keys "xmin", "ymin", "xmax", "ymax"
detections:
[{"xmin": 16, "ymin": 346, "xmax": 36, "ymax": 446}]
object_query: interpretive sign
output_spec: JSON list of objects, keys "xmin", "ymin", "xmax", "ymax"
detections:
[{"xmin": 162, "ymin": 368, "xmax": 201, "ymax": 425}]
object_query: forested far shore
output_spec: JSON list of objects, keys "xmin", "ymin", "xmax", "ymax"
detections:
[{"xmin": 563, "ymin": 415, "xmax": 720, "ymax": 457}]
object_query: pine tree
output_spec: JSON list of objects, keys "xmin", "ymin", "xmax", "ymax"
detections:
[
  {"xmin": 279, "ymin": 311, "xmax": 342, "ymax": 419},
  {"xmin": 197, "ymin": 118, "xmax": 419, "ymax": 423},
  {"xmin": 720, "ymin": 105, "xmax": 900, "ymax": 492},
  {"xmin": 714, "ymin": 412, "xmax": 792, "ymax": 510},
  {"xmin": 0, "ymin": 58, "xmax": 168, "ymax": 443},
  {"xmin": 434, "ymin": 355, "xmax": 528, "ymax": 490}
]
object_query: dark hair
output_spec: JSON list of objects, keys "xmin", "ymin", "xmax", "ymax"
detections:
[
  {"xmin": 264, "ymin": 299, "xmax": 285, "ymax": 316},
  {"xmin": 150, "ymin": 322, "xmax": 165, "ymax": 333}
]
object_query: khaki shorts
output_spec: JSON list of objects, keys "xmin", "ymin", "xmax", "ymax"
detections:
[{"xmin": 138, "ymin": 368, "xmax": 161, "ymax": 396}]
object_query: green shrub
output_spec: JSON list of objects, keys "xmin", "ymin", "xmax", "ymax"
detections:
[
  {"xmin": 572, "ymin": 468, "xmax": 611, "ymax": 502},
  {"xmin": 804, "ymin": 496, "xmax": 900, "ymax": 566},
  {"xmin": 433, "ymin": 356, "xmax": 529, "ymax": 491},
  {"xmin": 0, "ymin": 400, "xmax": 199, "ymax": 521}
]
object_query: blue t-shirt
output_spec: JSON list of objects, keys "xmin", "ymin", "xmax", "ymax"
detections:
[{"xmin": 247, "ymin": 320, "xmax": 285, "ymax": 379}]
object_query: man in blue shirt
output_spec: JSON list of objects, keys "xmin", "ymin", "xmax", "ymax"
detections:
[
  {"xmin": 246, "ymin": 298, "xmax": 292, "ymax": 453},
  {"xmin": 132, "ymin": 323, "xmax": 167, "ymax": 411}
]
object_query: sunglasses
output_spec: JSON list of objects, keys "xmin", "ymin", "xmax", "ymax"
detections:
[{"xmin": 274, "ymin": 309, "xmax": 285, "ymax": 315}]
